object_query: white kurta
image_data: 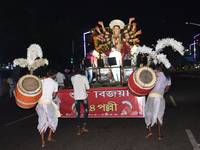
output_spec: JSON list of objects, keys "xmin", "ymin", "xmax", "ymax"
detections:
[{"xmin": 145, "ymin": 71, "xmax": 171, "ymax": 127}]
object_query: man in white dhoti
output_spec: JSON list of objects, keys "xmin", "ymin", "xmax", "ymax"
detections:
[
  {"xmin": 36, "ymin": 68, "xmax": 58, "ymax": 147},
  {"xmin": 145, "ymin": 65, "xmax": 171, "ymax": 140}
]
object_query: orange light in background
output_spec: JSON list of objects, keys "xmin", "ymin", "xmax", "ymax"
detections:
[
  {"xmin": 186, "ymin": 22, "xmax": 188, "ymax": 24},
  {"xmin": 196, "ymin": 39, "xmax": 199, "ymax": 44}
]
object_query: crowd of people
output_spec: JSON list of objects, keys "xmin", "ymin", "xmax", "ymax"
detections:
[
  {"xmin": 81, "ymin": 47, "xmax": 150, "ymax": 84},
  {"xmin": 34, "ymin": 63, "xmax": 171, "ymax": 147},
  {"xmin": 35, "ymin": 67, "xmax": 90, "ymax": 147},
  {"xmin": 0, "ymin": 56, "xmax": 171, "ymax": 148},
  {"xmin": 0, "ymin": 67, "xmax": 74, "ymax": 98},
  {"xmin": 1, "ymin": 16, "xmax": 172, "ymax": 147}
]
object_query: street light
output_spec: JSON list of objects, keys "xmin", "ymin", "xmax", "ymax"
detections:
[
  {"xmin": 83, "ymin": 31, "xmax": 91, "ymax": 57},
  {"xmin": 186, "ymin": 22, "xmax": 200, "ymax": 64},
  {"xmin": 186, "ymin": 22, "xmax": 200, "ymax": 27},
  {"xmin": 193, "ymin": 33, "xmax": 200, "ymax": 64}
]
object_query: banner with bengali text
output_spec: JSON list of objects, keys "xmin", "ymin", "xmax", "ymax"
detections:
[{"xmin": 58, "ymin": 87, "xmax": 145, "ymax": 118}]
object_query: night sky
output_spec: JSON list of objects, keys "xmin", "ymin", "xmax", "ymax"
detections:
[
  {"xmin": 1, "ymin": 0, "xmax": 200, "ymax": 67},
  {"xmin": 42, "ymin": 0, "xmax": 200, "ymax": 47}
]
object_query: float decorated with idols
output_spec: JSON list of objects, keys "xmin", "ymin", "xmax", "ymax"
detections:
[{"xmin": 58, "ymin": 17, "xmax": 185, "ymax": 118}]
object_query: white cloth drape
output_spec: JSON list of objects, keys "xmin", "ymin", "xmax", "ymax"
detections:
[
  {"xmin": 36, "ymin": 103, "xmax": 58, "ymax": 133},
  {"xmin": 145, "ymin": 97, "xmax": 165, "ymax": 127}
]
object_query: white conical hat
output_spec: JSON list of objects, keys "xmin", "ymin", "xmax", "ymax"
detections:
[{"xmin": 109, "ymin": 19, "xmax": 125, "ymax": 29}]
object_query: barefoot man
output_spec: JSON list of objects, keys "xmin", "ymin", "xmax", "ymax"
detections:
[
  {"xmin": 36, "ymin": 68, "xmax": 58, "ymax": 147},
  {"xmin": 145, "ymin": 64, "xmax": 171, "ymax": 140}
]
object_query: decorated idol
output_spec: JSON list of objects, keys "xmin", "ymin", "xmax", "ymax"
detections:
[{"xmin": 92, "ymin": 17, "xmax": 142, "ymax": 61}]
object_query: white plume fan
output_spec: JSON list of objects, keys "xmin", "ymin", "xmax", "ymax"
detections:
[
  {"xmin": 13, "ymin": 44, "xmax": 49, "ymax": 73},
  {"xmin": 136, "ymin": 38, "xmax": 184, "ymax": 69}
]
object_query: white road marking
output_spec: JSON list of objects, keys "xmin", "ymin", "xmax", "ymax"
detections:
[
  {"xmin": 5, "ymin": 113, "xmax": 36, "ymax": 126},
  {"xmin": 169, "ymin": 95, "xmax": 177, "ymax": 107},
  {"xmin": 185, "ymin": 129, "xmax": 200, "ymax": 150}
]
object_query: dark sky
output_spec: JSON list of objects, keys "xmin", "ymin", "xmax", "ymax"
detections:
[
  {"xmin": 1, "ymin": 0, "xmax": 200, "ymax": 61},
  {"xmin": 31, "ymin": 0, "xmax": 200, "ymax": 49}
]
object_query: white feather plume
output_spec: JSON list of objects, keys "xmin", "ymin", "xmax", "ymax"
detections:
[
  {"xmin": 136, "ymin": 45, "xmax": 153, "ymax": 55},
  {"xmin": 13, "ymin": 44, "xmax": 48, "ymax": 71},
  {"xmin": 135, "ymin": 38, "xmax": 184, "ymax": 69},
  {"xmin": 27, "ymin": 44, "xmax": 43, "ymax": 65},
  {"xmin": 28, "ymin": 58, "xmax": 49, "ymax": 70},
  {"xmin": 155, "ymin": 38, "xmax": 184, "ymax": 56},
  {"xmin": 152, "ymin": 59, "xmax": 158, "ymax": 65},
  {"xmin": 156, "ymin": 54, "xmax": 171, "ymax": 68},
  {"xmin": 13, "ymin": 58, "xmax": 28, "ymax": 68}
]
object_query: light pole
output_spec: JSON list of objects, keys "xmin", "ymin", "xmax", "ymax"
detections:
[
  {"xmin": 186, "ymin": 22, "xmax": 200, "ymax": 27},
  {"xmin": 83, "ymin": 31, "xmax": 91, "ymax": 57},
  {"xmin": 186, "ymin": 22, "xmax": 200, "ymax": 65},
  {"xmin": 193, "ymin": 33, "xmax": 200, "ymax": 64}
]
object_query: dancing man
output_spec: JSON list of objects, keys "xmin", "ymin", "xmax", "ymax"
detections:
[
  {"xmin": 71, "ymin": 66, "xmax": 90, "ymax": 135},
  {"xmin": 145, "ymin": 64, "xmax": 171, "ymax": 140},
  {"xmin": 36, "ymin": 68, "xmax": 58, "ymax": 147}
]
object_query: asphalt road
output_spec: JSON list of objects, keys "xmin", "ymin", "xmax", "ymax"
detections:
[{"xmin": 1, "ymin": 72, "xmax": 200, "ymax": 150}]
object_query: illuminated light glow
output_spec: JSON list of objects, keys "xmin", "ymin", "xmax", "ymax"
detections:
[
  {"xmin": 194, "ymin": 34, "xmax": 200, "ymax": 40},
  {"xmin": 83, "ymin": 31, "xmax": 91, "ymax": 57},
  {"xmin": 189, "ymin": 33, "xmax": 200, "ymax": 63},
  {"xmin": 11, "ymin": 63, "xmax": 13, "ymax": 70},
  {"xmin": 188, "ymin": 22, "xmax": 200, "ymax": 27},
  {"xmin": 70, "ymin": 58, "xmax": 73, "ymax": 64}
]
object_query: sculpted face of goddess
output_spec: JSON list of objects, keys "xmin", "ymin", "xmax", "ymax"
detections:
[{"xmin": 113, "ymin": 26, "xmax": 120, "ymax": 35}]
